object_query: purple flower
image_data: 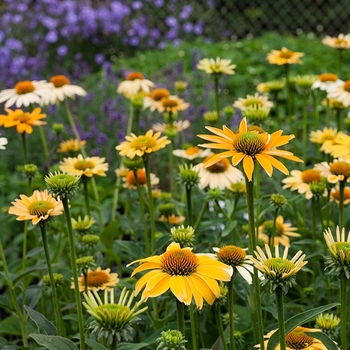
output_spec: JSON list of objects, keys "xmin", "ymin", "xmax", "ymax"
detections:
[
  {"xmin": 57, "ymin": 45, "xmax": 68, "ymax": 56},
  {"xmin": 6, "ymin": 38, "xmax": 23, "ymax": 51},
  {"xmin": 165, "ymin": 16, "xmax": 177, "ymax": 27},
  {"xmin": 193, "ymin": 23, "xmax": 203, "ymax": 35},
  {"xmin": 45, "ymin": 31, "xmax": 58, "ymax": 43},
  {"xmin": 95, "ymin": 54, "xmax": 105, "ymax": 64},
  {"xmin": 154, "ymin": 0, "xmax": 164, "ymax": 7},
  {"xmin": 132, "ymin": 1, "xmax": 143, "ymax": 10},
  {"xmin": 183, "ymin": 22, "xmax": 193, "ymax": 33},
  {"xmin": 179, "ymin": 5, "xmax": 193, "ymax": 20}
]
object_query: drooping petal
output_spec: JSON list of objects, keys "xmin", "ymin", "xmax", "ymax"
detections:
[
  {"xmin": 169, "ymin": 275, "xmax": 188, "ymax": 304},
  {"xmin": 242, "ymin": 155, "xmax": 255, "ymax": 181}
]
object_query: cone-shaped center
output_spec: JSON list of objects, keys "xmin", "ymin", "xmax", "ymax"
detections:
[{"xmin": 161, "ymin": 249, "xmax": 198, "ymax": 276}]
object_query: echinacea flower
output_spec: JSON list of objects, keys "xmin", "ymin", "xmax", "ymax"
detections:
[
  {"xmin": 123, "ymin": 168, "xmax": 159, "ymax": 189},
  {"xmin": 117, "ymin": 72, "xmax": 154, "ymax": 96},
  {"xmin": 197, "ymin": 57, "xmax": 236, "ymax": 75},
  {"xmin": 324, "ymin": 226, "xmax": 350, "ymax": 278},
  {"xmin": 0, "ymin": 80, "xmax": 53, "ymax": 108},
  {"xmin": 212, "ymin": 245, "xmax": 254, "ymax": 284},
  {"xmin": 315, "ymin": 159, "xmax": 350, "ymax": 183},
  {"xmin": 83, "ymin": 287, "xmax": 147, "ymax": 345},
  {"xmin": 41, "ymin": 75, "xmax": 87, "ymax": 105},
  {"xmin": 57, "ymin": 138, "xmax": 87, "ymax": 153},
  {"xmin": 330, "ymin": 186, "xmax": 350, "ymax": 205},
  {"xmin": 8, "ymin": 189, "xmax": 64, "ymax": 225},
  {"xmin": 322, "ymin": 33, "xmax": 350, "ymax": 50},
  {"xmin": 311, "ymin": 73, "xmax": 343, "ymax": 91},
  {"xmin": 256, "ymin": 80, "xmax": 285, "ymax": 94},
  {"xmin": 327, "ymin": 80, "xmax": 350, "ymax": 107},
  {"xmin": 127, "ymin": 242, "xmax": 233, "ymax": 309},
  {"xmin": 0, "ymin": 107, "xmax": 46, "ymax": 134},
  {"xmin": 170, "ymin": 225, "xmax": 195, "ymax": 247},
  {"xmin": 45, "ymin": 171, "xmax": 81, "ymax": 199},
  {"xmin": 266, "ymin": 47, "xmax": 304, "ymax": 65},
  {"xmin": 59, "ymin": 154, "xmax": 108, "ymax": 177},
  {"xmin": 172, "ymin": 146, "xmax": 212, "ymax": 160},
  {"xmin": 116, "ymin": 130, "xmax": 171, "ymax": 159},
  {"xmin": 143, "ymin": 88, "xmax": 170, "ymax": 111},
  {"xmin": 152, "ymin": 120, "xmax": 191, "ymax": 134},
  {"xmin": 198, "ymin": 118, "xmax": 303, "ymax": 182},
  {"xmin": 249, "ymin": 244, "xmax": 307, "ymax": 293},
  {"xmin": 153, "ymin": 95, "xmax": 190, "ymax": 114},
  {"xmin": 309, "ymin": 127, "xmax": 339, "ymax": 146},
  {"xmin": 159, "ymin": 214, "xmax": 186, "ymax": 225},
  {"xmin": 73, "ymin": 267, "xmax": 119, "ymax": 292},
  {"xmin": 193, "ymin": 155, "xmax": 244, "ymax": 189},
  {"xmin": 156, "ymin": 329, "xmax": 187, "ymax": 350},
  {"xmin": 233, "ymin": 93, "xmax": 274, "ymax": 110},
  {"xmin": 258, "ymin": 216, "xmax": 300, "ymax": 247},
  {"xmin": 72, "ymin": 215, "xmax": 96, "ymax": 234},
  {"xmin": 0, "ymin": 137, "xmax": 8, "ymax": 150},
  {"xmin": 315, "ymin": 313, "xmax": 341, "ymax": 339},
  {"xmin": 255, "ymin": 326, "xmax": 333, "ymax": 350},
  {"xmin": 282, "ymin": 169, "xmax": 324, "ymax": 199}
]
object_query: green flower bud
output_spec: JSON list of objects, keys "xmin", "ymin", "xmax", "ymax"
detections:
[
  {"xmin": 76, "ymin": 256, "xmax": 96, "ymax": 274},
  {"xmin": 123, "ymin": 157, "xmax": 144, "ymax": 171},
  {"xmin": 170, "ymin": 225, "xmax": 195, "ymax": 247},
  {"xmin": 158, "ymin": 203, "xmax": 175, "ymax": 217},
  {"xmin": 23, "ymin": 163, "xmax": 38, "ymax": 180},
  {"xmin": 156, "ymin": 329, "xmax": 187, "ymax": 350},
  {"xmin": 270, "ymin": 193, "xmax": 287, "ymax": 209},
  {"xmin": 43, "ymin": 273, "xmax": 65, "ymax": 288},
  {"xmin": 81, "ymin": 234, "xmax": 100, "ymax": 247},
  {"xmin": 203, "ymin": 110, "xmax": 219, "ymax": 123},
  {"xmin": 45, "ymin": 171, "xmax": 81, "ymax": 198},
  {"xmin": 178, "ymin": 164, "xmax": 199, "ymax": 189}
]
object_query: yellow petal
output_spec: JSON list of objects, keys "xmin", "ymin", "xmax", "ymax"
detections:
[
  {"xmin": 130, "ymin": 261, "xmax": 161, "ymax": 276},
  {"xmin": 261, "ymin": 153, "xmax": 289, "ymax": 175},
  {"xmin": 242, "ymin": 155, "xmax": 255, "ymax": 181},
  {"xmin": 255, "ymin": 153, "xmax": 273, "ymax": 177},
  {"xmin": 169, "ymin": 275, "xmax": 189, "ymax": 304},
  {"xmin": 239, "ymin": 118, "xmax": 248, "ymax": 133},
  {"xmin": 134, "ymin": 270, "xmax": 161, "ymax": 295},
  {"xmin": 190, "ymin": 274, "xmax": 218, "ymax": 305},
  {"xmin": 144, "ymin": 272, "xmax": 171, "ymax": 297},
  {"xmin": 185, "ymin": 276, "xmax": 203, "ymax": 309}
]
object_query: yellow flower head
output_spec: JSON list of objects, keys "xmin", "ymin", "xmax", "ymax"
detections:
[
  {"xmin": 197, "ymin": 57, "xmax": 236, "ymax": 75},
  {"xmin": 266, "ymin": 47, "xmax": 304, "ymax": 65},
  {"xmin": 127, "ymin": 242, "xmax": 233, "ymax": 309},
  {"xmin": 0, "ymin": 107, "xmax": 46, "ymax": 134},
  {"xmin": 198, "ymin": 118, "xmax": 303, "ymax": 182},
  {"xmin": 322, "ymin": 33, "xmax": 350, "ymax": 49},
  {"xmin": 59, "ymin": 154, "xmax": 108, "ymax": 177},
  {"xmin": 57, "ymin": 138, "xmax": 86, "ymax": 153},
  {"xmin": 116, "ymin": 130, "xmax": 171, "ymax": 159},
  {"xmin": 233, "ymin": 93, "xmax": 274, "ymax": 111},
  {"xmin": 8, "ymin": 189, "xmax": 63, "ymax": 225},
  {"xmin": 73, "ymin": 267, "xmax": 119, "ymax": 292}
]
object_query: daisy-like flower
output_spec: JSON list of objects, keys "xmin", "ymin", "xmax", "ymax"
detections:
[
  {"xmin": 322, "ymin": 33, "xmax": 350, "ymax": 50},
  {"xmin": 197, "ymin": 57, "xmax": 236, "ymax": 75},
  {"xmin": 323, "ymin": 133, "xmax": 350, "ymax": 158},
  {"xmin": 71, "ymin": 215, "xmax": 96, "ymax": 234},
  {"xmin": 116, "ymin": 130, "xmax": 171, "ymax": 159},
  {"xmin": 193, "ymin": 155, "xmax": 244, "ymax": 189},
  {"xmin": 117, "ymin": 72, "xmax": 154, "ymax": 96},
  {"xmin": 322, "ymin": 98, "xmax": 347, "ymax": 110},
  {"xmin": 258, "ymin": 216, "xmax": 300, "ymax": 247},
  {"xmin": 152, "ymin": 120, "xmax": 191, "ymax": 134},
  {"xmin": 282, "ymin": 169, "xmax": 325, "ymax": 199},
  {"xmin": 315, "ymin": 159, "xmax": 350, "ymax": 184},
  {"xmin": 256, "ymin": 80, "xmax": 285, "ymax": 94},
  {"xmin": 198, "ymin": 118, "xmax": 303, "ymax": 182},
  {"xmin": 0, "ymin": 137, "xmax": 8, "ymax": 150},
  {"xmin": 57, "ymin": 139, "xmax": 86, "ymax": 153},
  {"xmin": 255, "ymin": 326, "xmax": 333, "ymax": 350},
  {"xmin": 143, "ymin": 88, "xmax": 170, "ymax": 111},
  {"xmin": 83, "ymin": 287, "xmax": 148, "ymax": 345},
  {"xmin": 158, "ymin": 214, "xmax": 186, "ymax": 225},
  {"xmin": 153, "ymin": 95, "xmax": 190, "ymax": 114},
  {"xmin": 0, "ymin": 80, "xmax": 53, "ymax": 108},
  {"xmin": 212, "ymin": 245, "xmax": 254, "ymax": 284},
  {"xmin": 127, "ymin": 242, "xmax": 233, "ymax": 309},
  {"xmin": 309, "ymin": 127, "xmax": 339, "ymax": 147},
  {"xmin": 8, "ymin": 189, "xmax": 64, "ymax": 225},
  {"xmin": 0, "ymin": 107, "xmax": 46, "ymax": 134},
  {"xmin": 173, "ymin": 146, "xmax": 212, "ymax": 161},
  {"xmin": 330, "ymin": 186, "xmax": 350, "ymax": 205},
  {"xmin": 233, "ymin": 93, "xmax": 274, "ymax": 111},
  {"xmin": 315, "ymin": 313, "xmax": 341, "ymax": 339},
  {"xmin": 266, "ymin": 47, "xmax": 304, "ymax": 65},
  {"xmin": 59, "ymin": 154, "xmax": 108, "ymax": 177},
  {"xmin": 311, "ymin": 73, "xmax": 343, "ymax": 91},
  {"xmin": 324, "ymin": 226, "xmax": 350, "ymax": 278},
  {"xmin": 249, "ymin": 244, "xmax": 307, "ymax": 293},
  {"xmin": 123, "ymin": 168, "xmax": 159, "ymax": 189},
  {"xmin": 73, "ymin": 267, "xmax": 119, "ymax": 292},
  {"xmin": 41, "ymin": 75, "xmax": 87, "ymax": 105},
  {"xmin": 327, "ymin": 80, "xmax": 350, "ymax": 107}
]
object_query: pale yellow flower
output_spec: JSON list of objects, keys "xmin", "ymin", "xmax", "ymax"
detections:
[
  {"xmin": 322, "ymin": 33, "xmax": 350, "ymax": 49},
  {"xmin": 197, "ymin": 57, "xmax": 236, "ymax": 75},
  {"xmin": 266, "ymin": 47, "xmax": 304, "ymax": 65},
  {"xmin": 233, "ymin": 93, "xmax": 273, "ymax": 111},
  {"xmin": 59, "ymin": 154, "xmax": 108, "ymax": 177},
  {"xmin": 117, "ymin": 72, "xmax": 154, "ymax": 96}
]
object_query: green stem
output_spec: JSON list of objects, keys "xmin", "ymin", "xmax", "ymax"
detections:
[
  {"xmin": 335, "ymin": 109, "xmax": 342, "ymax": 132},
  {"xmin": 325, "ymin": 99, "xmax": 330, "ymax": 128},
  {"xmin": 39, "ymin": 223, "xmax": 63, "ymax": 336},
  {"xmin": 168, "ymin": 141, "xmax": 176, "ymax": 195},
  {"xmin": 214, "ymin": 74, "xmax": 220, "ymax": 119},
  {"xmin": 193, "ymin": 199, "xmax": 209, "ymax": 232},
  {"xmin": 269, "ymin": 208, "xmax": 279, "ymax": 248},
  {"xmin": 228, "ymin": 279, "xmax": 237, "ymax": 350},
  {"xmin": 311, "ymin": 90, "xmax": 319, "ymax": 129},
  {"xmin": 275, "ymin": 287, "xmax": 287, "ymax": 350},
  {"xmin": 339, "ymin": 180, "xmax": 345, "ymax": 230},
  {"xmin": 340, "ymin": 278, "xmax": 348, "ymax": 350},
  {"xmin": 62, "ymin": 198, "xmax": 85, "ymax": 350},
  {"xmin": 83, "ymin": 179, "xmax": 91, "ymax": 217},
  {"xmin": 245, "ymin": 176, "xmax": 265, "ymax": 350},
  {"xmin": 0, "ymin": 240, "xmax": 28, "ymax": 346},
  {"xmin": 134, "ymin": 107, "xmax": 141, "ymax": 135},
  {"xmin": 189, "ymin": 303, "xmax": 198, "ymax": 350},
  {"xmin": 302, "ymin": 95, "xmax": 308, "ymax": 169},
  {"xmin": 38, "ymin": 125, "xmax": 50, "ymax": 169},
  {"xmin": 22, "ymin": 221, "xmax": 28, "ymax": 272},
  {"xmin": 134, "ymin": 170, "xmax": 150, "ymax": 255},
  {"xmin": 284, "ymin": 64, "xmax": 291, "ymax": 116},
  {"xmin": 185, "ymin": 186, "xmax": 193, "ymax": 227},
  {"xmin": 176, "ymin": 298, "xmax": 185, "ymax": 335},
  {"xmin": 21, "ymin": 133, "xmax": 28, "ymax": 164},
  {"xmin": 215, "ymin": 305, "xmax": 229, "ymax": 350},
  {"xmin": 143, "ymin": 156, "xmax": 156, "ymax": 252},
  {"xmin": 338, "ymin": 49, "xmax": 343, "ymax": 77}
]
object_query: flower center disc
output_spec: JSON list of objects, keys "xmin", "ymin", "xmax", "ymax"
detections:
[
  {"xmin": 126, "ymin": 169, "xmax": 147, "ymax": 185},
  {"xmin": 330, "ymin": 161, "xmax": 350, "ymax": 178},
  {"xmin": 343, "ymin": 80, "xmax": 350, "ymax": 92},
  {"xmin": 243, "ymin": 98, "xmax": 263, "ymax": 107},
  {"xmin": 335, "ymin": 242, "xmax": 350, "ymax": 256},
  {"xmin": 285, "ymin": 328, "xmax": 313, "ymax": 349},
  {"xmin": 96, "ymin": 304, "xmax": 130, "ymax": 328},
  {"xmin": 279, "ymin": 50, "xmax": 293, "ymax": 59},
  {"xmin": 262, "ymin": 221, "xmax": 285, "ymax": 237},
  {"xmin": 151, "ymin": 88, "xmax": 170, "ymax": 101},
  {"xmin": 161, "ymin": 249, "xmax": 198, "ymax": 275},
  {"xmin": 204, "ymin": 156, "xmax": 230, "ymax": 173},
  {"xmin": 28, "ymin": 200, "xmax": 54, "ymax": 216},
  {"xmin": 15, "ymin": 81, "xmax": 35, "ymax": 94},
  {"xmin": 185, "ymin": 146, "xmax": 200, "ymax": 156},
  {"xmin": 301, "ymin": 169, "xmax": 322, "ymax": 183},
  {"xmin": 162, "ymin": 98, "xmax": 179, "ymax": 108},
  {"xmin": 265, "ymin": 257, "xmax": 295, "ymax": 275},
  {"xmin": 50, "ymin": 75, "xmax": 70, "ymax": 87},
  {"xmin": 319, "ymin": 73, "xmax": 338, "ymax": 82},
  {"xmin": 85, "ymin": 271, "xmax": 110, "ymax": 287},
  {"xmin": 233, "ymin": 132, "xmax": 266, "ymax": 156},
  {"xmin": 335, "ymin": 38, "xmax": 347, "ymax": 46},
  {"xmin": 131, "ymin": 136, "xmax": 157, "ymax": 150},
  {"xmin": 217, "ymin": 245, "xmax": 246, "ymax": 266},
  {"xmin": 74, "ymin": 160, "xmax": 95, "ymax": 170},
  {"xmin": 126, "ymin": 72, "xmax": 144, "ymax": 80},
  {"xmin": 14, "ymin": 112, "xmax": 32, "ymax": 122}
]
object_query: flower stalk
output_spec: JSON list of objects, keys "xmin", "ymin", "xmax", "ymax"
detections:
[{"xmin": 275, "ymin": 286, "xmax": 287, "ymax": 350}]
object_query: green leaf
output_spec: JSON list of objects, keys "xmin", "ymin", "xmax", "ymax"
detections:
[
  {"xmin": 13, "ymin": 265, "xmax": 48, "ymax": 285},
  {"xmin": 30, "ymin": 334, "xmax": 78, "ymax": 350},
  {"xmin": 266, "ymin": 303, "xmax": 339, "ymax": 350},
  {"xmin": 117, "ymin": 343, "xmax": 149, "ymax": 350},
  {"xmin": 100, "ymin": 219, "xmax": 120, "ymax": 248},
  {"xmin": 85, "ymin": 339, "xmax": 108, "ymax": 350},
  {"xmin": 25, "ymin": 306, "xmax": 57, "ymax": 335},
  {"xmin": 221, "ymin": 220, "xmax": 237, "ymax": 237},
  {"xmin": 304, "ymin": 331, "xmax": 339, "ymax": 350}
]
